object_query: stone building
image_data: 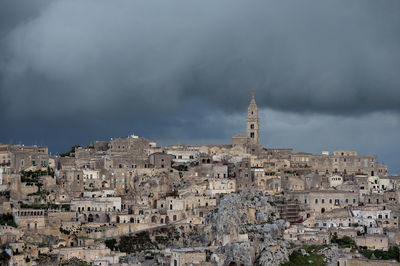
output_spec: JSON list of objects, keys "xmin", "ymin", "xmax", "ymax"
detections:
[
  {"xmin": 290, "ymin": 190, "xmax": 359, "ymax": 215},
  {"xmin": 309, "ymin": 151, "xmax": 387, "ymax": 177},
  {"xmin": 166, "ymin": 147, "xmax": 199, "ymax": 164},
  {"xmin": 170, "ymin": 247, "xmax": 207, "ymax": 266},
  {"xmin": 205, "ymin": 178, "xmax": 236, "ymax": 196},
  {"xmin": 149, "ymin": 152, "xmax": 174, "ymax": 169},
  {"xmin": 234, "ymin": 158, "xmax": 252, "ymax": 190},
  {"xmin": 0, "ymin": 144, "xmax": 50, "ymax": 173},
  {"xmin": 355, "ymin": 234, "xmax": 389, "ymax": 250}
]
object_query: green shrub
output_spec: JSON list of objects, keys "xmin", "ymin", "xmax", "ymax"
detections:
[
  {"xmin": 0, "ymin": 213, "xmax": 17, "ymax": 228},
  {"xmin": 281, "ymin": 250, "xmax": 325, "ymax": 266},
  {"xmin": 331, "ymin": 235, "xmax": 356, "ymax": 248}
]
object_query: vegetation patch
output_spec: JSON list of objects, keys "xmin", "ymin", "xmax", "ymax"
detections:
[
  {"xmin": 359, "ymin": 246, "xmax": 399, "ymax": 261},
  {"xmin": 331, "ymin": 235, "xmax": 356, "ymax": 248},
  {"xmin": 0, "ymin": 251, "xmax": 11, "ymax": 264},
  {"xmin": 282, "ymin": 251, "xmax": 325, "ymax": 266},
  {"xmin": 0, "ymin": 190, "xmax": 10, "ymax": 198},
  {"xmin": 330, "ymin": 235, "xmax": 400, "ymax": 262},
  {"xmin": 0, "ymin": 213, "xmax": 17, "ymax": 227},
  {"xmin": 105, "ymin": 228, "xmax": 179, "ymax": 254},
  {"xmin": 282, "ymin": 245, "xmax": 327, "ymax": 266},
  {"xmin": 59, "ymin": 145, "xmax": 81, "ymax": 157},
  {"xmin": 171, "ymin": 165, "xmax": 188, "ymax": 171}
]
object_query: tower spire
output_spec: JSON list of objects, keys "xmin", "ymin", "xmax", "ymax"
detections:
[{"xmin": 247, "ymin": 92, "xmax": 260, "ymax": 145}]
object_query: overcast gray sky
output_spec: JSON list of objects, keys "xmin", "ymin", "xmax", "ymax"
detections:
[{"xmin": 1, "ymin": 0, "xmax": 400, "ymax": 173}]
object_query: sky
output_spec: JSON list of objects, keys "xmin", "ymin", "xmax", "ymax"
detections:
[{"xmin": 0, "ymin": 0, "xmax": 400, "ymax": 173}]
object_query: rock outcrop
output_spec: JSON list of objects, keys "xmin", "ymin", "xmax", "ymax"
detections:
[{"xmin": 206, "ymin": 189, "xmax": 290, "ymax": 266}]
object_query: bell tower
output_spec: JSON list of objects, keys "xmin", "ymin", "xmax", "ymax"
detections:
[{"xmin": 246, "ymin": 92, "xmax": 260, "ymax": 145}]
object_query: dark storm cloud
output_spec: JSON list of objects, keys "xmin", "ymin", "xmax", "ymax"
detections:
[
  {"xmin": 1, "ymin": 0, "xmax": 400, "ymax": 118},
  {"xmin": 0, "ymin": 0, "xmax": 51, "ymax": 38},
  {"xmin": 1, "ymin": 0, "xmax": 400, "ymax": 173}
]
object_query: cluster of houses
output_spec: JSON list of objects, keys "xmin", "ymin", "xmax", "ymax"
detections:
[{"xmin": 0, "ymin": 95, "xmax": 399, "ymax": 265}]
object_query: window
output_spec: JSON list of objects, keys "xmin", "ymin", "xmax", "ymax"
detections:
[
  {"xmin": 250, "ymin": 132, "xmax": 255, "ymax": 138},
  {"xmin": 250, "ymin": 124, "xmax": 254, "ymax": 129},
  {"xmin": 315, "ymin": 199, "xmax": 318, "ymax": 204},
  {"xmin": 32, "ymin": 160, "xmax": 36, "ymax": 166},
  {"xmin": 322, "ymin": 199, "xmax": 325, "ymax": 204}
]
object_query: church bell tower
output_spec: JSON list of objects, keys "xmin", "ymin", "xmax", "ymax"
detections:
[{"xmin": 246, "ymin": 93, "xmax": 260, "ymax": 145}]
